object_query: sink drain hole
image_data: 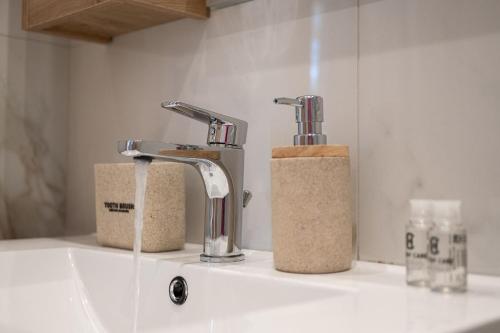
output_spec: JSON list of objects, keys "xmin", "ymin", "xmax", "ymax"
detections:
[{"xmin": 169, "ymin": 276, "xmax": 188, "ymax": 305}]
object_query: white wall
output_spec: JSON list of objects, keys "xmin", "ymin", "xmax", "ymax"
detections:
[
  {"xmin": 65, "ymin": 0, "xmax": 500, "ymax": 275},
  {"xmin": 0, "ymin": 0, "xmax": 69, "ymax": 239},
  {"xmin": 358, "ymin": 0, "xmax": 500, "ymax": 275}
]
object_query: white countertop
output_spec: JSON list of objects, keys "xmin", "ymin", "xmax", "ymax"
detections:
[{"xmin": 1, "ymin": 235, "xmax": 500, "ymax": 333}]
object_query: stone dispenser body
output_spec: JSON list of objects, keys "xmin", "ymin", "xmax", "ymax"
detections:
[
  {"xmin": 271, "ymin": 146, "xmax": 353, "ymax": 273},
  {"xmin": 271, "ymin": 95, "xmax": 353, "ymax": 273},
  {"xmin": 94, "ymin": 162, "xmax": 185, "ymax": 252}
]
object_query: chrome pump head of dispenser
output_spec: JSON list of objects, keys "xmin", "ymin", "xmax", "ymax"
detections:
[{"xmin": 273, "ymin": 95, "xmax": 327, "ymax": 146}]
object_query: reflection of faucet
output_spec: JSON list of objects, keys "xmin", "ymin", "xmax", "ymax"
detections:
[{"xmin": 118, "ymin": 101, "xmax": 251, "ymax": 263}]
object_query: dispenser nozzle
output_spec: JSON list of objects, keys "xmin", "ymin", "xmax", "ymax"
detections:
[
  {"xmin": 273, "ymin": 97, "xmax": 302, "ymax": 107},
  {"xmin": 273, "ymin": 95, "xmax": 327, "ymax": 146}
]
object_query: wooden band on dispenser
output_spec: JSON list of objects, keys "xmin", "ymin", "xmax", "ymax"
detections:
[{"xmin": 272, "ymin": 144, "xmax": 349, "ymax": 159}]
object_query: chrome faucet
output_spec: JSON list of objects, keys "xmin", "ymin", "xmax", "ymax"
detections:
[{"xmin": 118, "ymin": 101, "xmax": 251, "ymax": 263}]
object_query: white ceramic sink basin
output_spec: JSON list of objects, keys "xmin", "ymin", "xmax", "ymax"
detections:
[
  {"xmin": 1, "ymin": 236, "xmax": 500, "ymax": 333},
  {"xmin": 0, "ymin": 243, "xmax": 349, "ymax": 333}
]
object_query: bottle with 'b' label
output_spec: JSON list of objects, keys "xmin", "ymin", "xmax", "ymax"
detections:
[
  {"xmin": 406, "ymin": 200, "xmax": 433, "ymax": 287},
  {"xmin": 428, "ymin": 200, "xmax": 467, "ymax": 293}
]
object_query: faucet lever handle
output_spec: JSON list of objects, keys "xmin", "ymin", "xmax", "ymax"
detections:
[{"xmin": 161, "ymin": 101, "xmax": 247, "ymax": 147}]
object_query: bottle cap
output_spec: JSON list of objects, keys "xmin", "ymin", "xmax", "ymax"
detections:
[
  {"xmin": 409, "ymin": 199, "xmax": 433, "ymax": 220},
  {"xmin": 432, "ymin": 200, "xmax": 462, "ymax": 225}
]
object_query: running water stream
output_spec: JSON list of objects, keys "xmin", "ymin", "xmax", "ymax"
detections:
[{"xmin": 132, "ymin": 158, "xmax": 150, "ymax": 333}]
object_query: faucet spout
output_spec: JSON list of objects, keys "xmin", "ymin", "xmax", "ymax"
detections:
[{"xmin": 118, "ymin": 139, "xmax": 245, "ymax": 262}]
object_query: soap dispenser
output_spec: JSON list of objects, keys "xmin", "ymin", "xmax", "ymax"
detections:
[{"xmin": 271, "ymin": 95, "xmax": 353, "ymax": 273}]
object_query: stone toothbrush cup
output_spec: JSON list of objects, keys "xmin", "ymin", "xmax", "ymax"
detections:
[{"xmin": 94, "ymin": 162, "xmax": 185, "ymax": 252}]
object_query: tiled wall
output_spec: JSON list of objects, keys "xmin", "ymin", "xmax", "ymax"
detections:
[
  {"xmin": 0, "ymin": 1, "xmax": 69, "ymax": 239},
  {"xmin": 358, "ymin": 0, "xmax": 500, "ymax": 275},
  {"xmin": 66, "ymin": 0, "xmax": 500, "ymax": 275},
  {"xmin": 3, "ymin": 0, "xmax": 498, "ymax": 275}
]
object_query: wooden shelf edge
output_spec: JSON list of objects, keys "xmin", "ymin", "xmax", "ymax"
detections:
[
  {"xmin": 42, "ymin": 27, "xmax": 112, "ymax": 43},
  {"xmin": 132, "ymin": 0, "xmax": 210, "ymax": 20},
  {"xmin": 22, "ymin": 0, "xmax": 209, "ymax": 43},
  {"xmin": 24, "ymin": 1, "xmax": 108, "ymax": 31}
]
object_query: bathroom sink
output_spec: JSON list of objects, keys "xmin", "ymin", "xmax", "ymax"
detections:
[
  {"xmin": 1, "ymin": 236, "xmax": 500, "ymax": 333},
  {"xmin": 71, "ymin": 247, "xmax": 351, "ymax": 333},
  {"xmin": 0, "ymin": 245, "xmax": 351, "ymax": 333},
  {"xmin": 0, "ymin": 248, "xmax": 98, "ymax": 332}
]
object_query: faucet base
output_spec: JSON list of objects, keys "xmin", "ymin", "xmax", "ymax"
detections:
[{"xmin": 200, "ymin": 253, "xmax": 245, "ymax": 263}]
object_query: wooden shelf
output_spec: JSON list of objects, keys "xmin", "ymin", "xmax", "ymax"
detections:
[{"xmin": 22, "ymin": 0, "xmax": 209, "ymax": 43}]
